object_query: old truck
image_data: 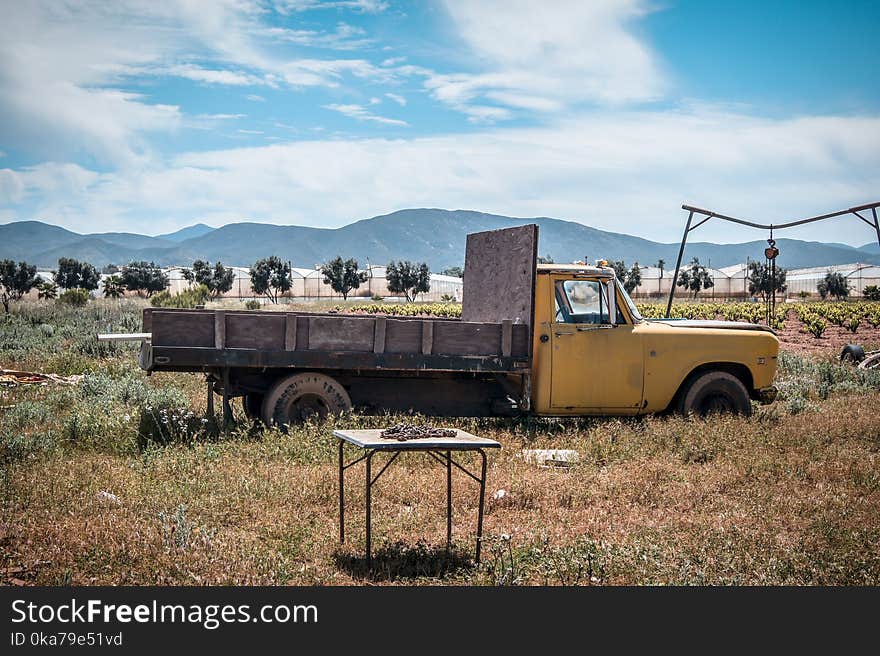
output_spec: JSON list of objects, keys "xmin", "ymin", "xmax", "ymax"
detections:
[{"xmin": 129, "ymin": 225, "xmax": 779, "ymax": 425}]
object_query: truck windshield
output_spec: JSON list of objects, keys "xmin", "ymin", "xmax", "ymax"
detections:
[{"xmin": 616, "ymin": 279, "xmax": 643, "ymax": 322}]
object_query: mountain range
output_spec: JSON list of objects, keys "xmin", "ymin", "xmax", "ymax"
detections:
[{"xmin": 1, "ymin": 209, "xmax": 878, "ymax": 272}]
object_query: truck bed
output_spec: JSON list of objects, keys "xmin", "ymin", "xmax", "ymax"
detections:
[{"xmin": 140, "ymin": 308, "xmax": 531, "ymax": 374}]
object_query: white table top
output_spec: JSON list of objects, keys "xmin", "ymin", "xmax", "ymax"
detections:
[{"xmin": 333, "ymin": 428, "xmax": 501, "ymax": 451}]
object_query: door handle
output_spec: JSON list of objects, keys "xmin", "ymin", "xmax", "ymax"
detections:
[{"xmin": 553, "ymin": 332, "xmax": 574, "ymax": 337}]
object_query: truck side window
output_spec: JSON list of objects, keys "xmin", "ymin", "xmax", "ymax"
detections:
[{"xmin": 555, "ymin": 280, "xmax": 610, "ymax": 324}]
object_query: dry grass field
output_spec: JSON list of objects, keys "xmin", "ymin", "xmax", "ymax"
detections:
[{"xmin": 2, "ymin": 299, "xmax": 879, "ymax": 585}]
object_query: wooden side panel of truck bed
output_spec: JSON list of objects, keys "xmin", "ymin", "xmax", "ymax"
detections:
[{"xmin": 142, "ymin": 309, "xmax": 531, "ymax": 374}]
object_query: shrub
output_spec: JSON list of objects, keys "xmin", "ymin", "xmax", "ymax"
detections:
[
  {"xmin": 803, "ymin": 317, "xmax": 827, "ymax": 338},
  {"xmin": 338, "ymin": 302, "xmax": 462, "ymax": 318},
  {"xmin": 57, "ymin": 288, "xmax": 90, "ymax": 306},
  {"xmin": 864, "ymin": 285, "xmax": 880, "ymax": 301},
  {"xmin": 150, "ymin": 284, "xmax": 210, "ymax": 308},
  {"xmin": 245, "ymin": 299, "xmax": 261, "ymax": 310},
  {"xmin": 135, "ymin": 384, "xmax": 206, "ymax": 449}
]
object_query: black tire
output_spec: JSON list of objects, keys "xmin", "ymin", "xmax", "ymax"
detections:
[
  {"xmin": 678, "ymin": 371, "xmax": 752, "ymax": 417},
  {"xmin": 242, "ymin": 393, "xmax": 265, "ymax": 420},
  {"xmin": 261, "ymin": 373, "xmax": 352, "ymax": 427},
  {"xmin": 841, "ymin": 344, "xmax": 866, "ymax": 364}
]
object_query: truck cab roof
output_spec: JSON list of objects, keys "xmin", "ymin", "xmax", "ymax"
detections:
[{"xmin": 536, "ymin": 263, "xmax": 616, "ymax": 277}]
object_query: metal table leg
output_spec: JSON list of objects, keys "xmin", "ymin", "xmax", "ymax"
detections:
[
  {"xmin": 338, "ymin": 443, "xmax": 492, "ymax": 568},
  {"xmin": 338, "ymin": 440, "xmax": 345, "ymax": 543},
  {"xmin": 446, "ymin": 450, "xmax": 452, "ymax": 548},
  {"xmin": 476, "ymin": 449, "xmax": 487, "ymax": 564},
  {"xmin": 365, "ymin": 450, "xmax": 374, "ymax": 566}
]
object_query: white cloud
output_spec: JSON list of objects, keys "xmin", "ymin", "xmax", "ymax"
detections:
[
  {"xmin": 430, "ymin": 0, "xmax": 666, "ymax": 120},
  {"xmin": 278, "ymin": 58, "xmax": 395, "ymax": 87},
  {"xmin": 245, "ymin": 94, "xmax": 267, "ymax": 102},
  {"xmin": 0, "ymin": 169, "xmax": 26, "ymax": 204},
  {"xmin": 385, "ymin": 93, "xmax": 407, "ymax": 106},
  {"xmin": 5, "ymin": 108, "xmax": 879, "ymax": 244},
  {"xmin": 164, "ymin": 64, "xmax": 273, "ymax": 87},
  {"xmin": 196, "ymin": 114, "xmax": 247, "ymax": 120},
  {"xmin": 323, "ymin": 104, "xmax": 409, "ymax": 126},
  {"xmin": 277, "ymin": 0, "xmax": 389, "ymax": 13},
  {"xmin": 237, "ymin": 129, "xmax": 264, "ymax": 134},
  {"xmin": 0, "ymin": 1, "xmax": 192, "ymax": 166},
  {"xmin": 0, "ymin": 1, "xmax": 407, "ymax": 166},
  {"xmin": 263, "ymin": 22, "xmax": 372, "ymax": 50}
]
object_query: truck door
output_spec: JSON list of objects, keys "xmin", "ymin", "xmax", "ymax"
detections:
[{"xmin": 549, "ymin": 277, "xmax": 644, "ymax": 413}]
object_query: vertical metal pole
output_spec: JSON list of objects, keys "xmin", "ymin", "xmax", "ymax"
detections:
[
  {"xmin": 446, "ymin": 451, "xmax": 452, "ymax": 548},
  {"xmin": 475, "ymin": 450, "xmax": 487, "ymax": 564},
  {"xmin": 873, "ymin": 207, "xmax": 880, "ymax": 248},
  {"xmin": 206, "ymin": 378, "xmax": 214, "ymax": 418},
  {"xmin": 666, "ymin": 210, "xmax": 694, "ymax": 318},
  {"xmin": 338, "ymin": 441, "xmax": 345, "ymax": 543},
  {"xmin": 770, "ymin": 258, "xmax": 776, "ymax": 325},
  {"xmin": 221, "ymin": 368, "xmax": 232, "ymax": 428},
  {"xmin": 365, "ymin": 451, "xmax": 373, "ymax": 567}
]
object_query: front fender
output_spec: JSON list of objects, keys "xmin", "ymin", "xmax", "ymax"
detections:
[{"xmin": 639, "ymin": 322, "xmax": 779, "ymax": 411}]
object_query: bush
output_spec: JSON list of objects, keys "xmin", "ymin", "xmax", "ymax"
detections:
[
  {"xmin": 78, "ymin": 371, "xmax": 205, "ymax": 450},
  {"xmin": 802, "ymin": 317, "xmax": 827, "ymax": 338},
  {"xmin": 150, "ymin": 285, "xmax": 210, "ymax": 308},
  {"xmin": 58, "ymin": 288, "xmax": 90, "ymax": 306},
  {"xmin": 138, "ymin": 392, "xmax": 205, "ymax": 449},
  {"xmin": 864, "ymin": 285, "xmax": 880, "ymax": 301},
  {"xmin": 339, "ymin": 302, "xmax": 462, "ymax": 318},
  {"xmin": 245, "ymin": 299, "xmax": 261, "ymax": 310}
]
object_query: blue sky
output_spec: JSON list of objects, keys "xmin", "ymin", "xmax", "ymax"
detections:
[{"xmin": 0, "ymin": 0, "xmax": 878, "ymax": 245}]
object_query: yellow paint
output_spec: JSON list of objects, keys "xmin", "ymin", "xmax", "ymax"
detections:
[{"xmin": 531, "ymin": 267, "xmax": 779, "ymax": 415}]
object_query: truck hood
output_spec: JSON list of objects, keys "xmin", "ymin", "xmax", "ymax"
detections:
[{"xmin": 648, "ymin": 319, "xmax": 776, "ymax": 334}]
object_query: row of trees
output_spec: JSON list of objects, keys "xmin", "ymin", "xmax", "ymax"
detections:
[
  {"xmin": 610, "ymin": 257, "xmax": 854, "ymax": 302},
  {"xmin": 0, "ymin": 258, "xmax": 171, "ymax": 312},
  {"xmin": 330, "ymin": 259, "xmax": 429, "ymax": 301},
  {"xmin": 240, "ymin": 256, "xmax": 433, "ymax": 304},
  {"xmin": 0, "ymin": 252, "xmax": 861, "ymax": 314}
]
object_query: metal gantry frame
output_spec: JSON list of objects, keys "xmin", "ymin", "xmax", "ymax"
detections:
[{"xmin": 666, "ymin": 201, "xmax": 880, "ymax": 318}]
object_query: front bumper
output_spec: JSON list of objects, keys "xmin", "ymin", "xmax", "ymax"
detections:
[{"xmin": 754, "ymin": 386, "xmax": 778, "ymax": 404}]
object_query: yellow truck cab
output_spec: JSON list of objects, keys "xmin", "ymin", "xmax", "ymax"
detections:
[{"xmin": 530, "ymin": 262, "xmax": 779, "ymax": 416}]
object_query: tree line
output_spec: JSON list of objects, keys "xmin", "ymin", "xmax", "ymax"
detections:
[
  {"xmin": 0, "ymin": 254, "xmax": 435, "ymax": 312},
  {"xmin": 251, "ymin": 256, "xmax": 431, "ymax": 304},
  {"xmin": 0, "ymin": 252, "xmax": 862, "ymax": 314}
]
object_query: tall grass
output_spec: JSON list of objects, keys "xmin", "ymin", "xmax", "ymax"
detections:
[
  {"xmin": 2, "ymin": 299, "xmax": 879, "ymax": 585},
  {"xmin": 0, "ymin": 298, "xmax": 144, "ymax": 372}
]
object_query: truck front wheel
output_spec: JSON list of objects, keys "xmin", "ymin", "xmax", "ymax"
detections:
[
  {"xmin": 262, "ymin": 373, "xmax": 352, "ymax": 427},
  {"xmin": 678, "ymin": 371, "xmax": 752, "ymax": 417}
]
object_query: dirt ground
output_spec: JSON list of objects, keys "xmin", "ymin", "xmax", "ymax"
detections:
[{"xmin": 776, "ymin": 309, "xmax": 880, "ymax": 355}]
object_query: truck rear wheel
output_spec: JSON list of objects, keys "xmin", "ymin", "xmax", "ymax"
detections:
[
  {"xmin": 262, "ymin": 373, "xmax": 352, "ymax": 427},
  {"xmin": 678, "ymin": 371, "xmax": 752, "ymax": 417}
]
